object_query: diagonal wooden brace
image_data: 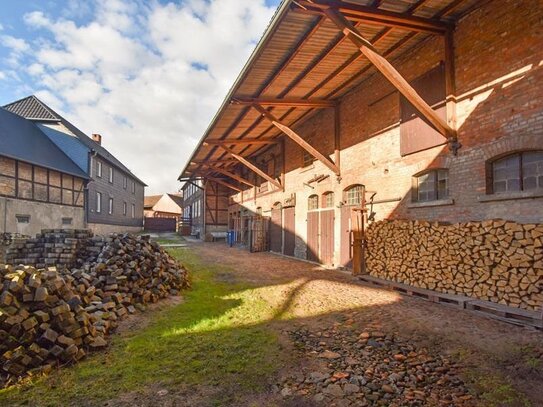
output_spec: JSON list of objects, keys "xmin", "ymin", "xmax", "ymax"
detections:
[
  {"xmin": 218, "ymin": 144, "xmax": 283, "ymax": 190},
  {"xmin": 201, "ymin": 163, "xmax": 255, "ymax": 187},
  {"xmin": 252, "ymin": 104, "xmax": 340, "ymax": 176},
  {"xmin": 324, "ymin": 8, "xmax": 457, "ymax": 143},
  {"xmin": 204, "ymin": 176, "xmax": 242, "ymax": 192}
]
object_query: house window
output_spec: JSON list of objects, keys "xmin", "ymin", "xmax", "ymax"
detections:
[
  {"xmin": 344, "ymin": 185, "xmax": 364, "ymax": 206},
  {"xmin": 108, "ymin": 197, "xmax": 113, "ymax": 214},
  {"xmin": 62, "ymin": 217, "xmax": 72, "ymax": 226},
  {"xmin": 308, "ymin": 194, "xmax": 319, "ymax": 211},
  {"xmin": 322, "ymin": 192, "xmax": 334, "ymax": 208},
  {"xmin": 412, "ymin": 169, "xmax": 449, "ymax": 202},
  {"xmin": 96, "ymin": 192, "xmax": 102, "ymax": 213},
  {"xmin": 16, "ymin": 215, "xmax": 30, "ymax": 224},
  {"xmin": 132, "ymin": 181, "xmax": 135, "ymax": 194},
  {"xmin": 108, "ymin": 167, "xmax": 113, "ymax": 184},
  {"xmin": 123, "ymin": 201, "xmax": 127, "ymax": 216},
  {"xmin": 302, "ymin": 150, "xmax": 315, "ymax": 168},
  {"xmin": 96, "ymin": 161, "xmax": 102, "ymax": 178},
  {"xmin": 490, "ymin": 151, "xmax": 543, "ymax": 193},
  {"xmin": 123, "ymin": 176, "xmax": 127, "ymax": 189},
  {"xmin": 131, "ymin": 204, "xmax": 135, "ymax": 218}
]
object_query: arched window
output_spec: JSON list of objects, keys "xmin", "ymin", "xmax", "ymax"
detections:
[
  {"xmin": 322, "ymin": 192, "xmax": 334, "ymax": 208},
  {"xmin": 308, "ymin": 194, "xmax": 319, "ymax": 211},
  {"xmin": 412, "ymin": 169, "xmax": 448, "ymax": 202},
  {"xmin": 343, "ymin": 185, "xmax": 364, "ymax": 206},
  {"xmin": 490, "ymin": 151, "xmax": 543, "ymax": 193}
]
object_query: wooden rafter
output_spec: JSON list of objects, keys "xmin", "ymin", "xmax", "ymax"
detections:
[
  {"xmin": 201, "ymin": 164, "xmax": 255, "ymax": 187},
  {"xmin": 204, "ymin": 138, "xmax": 279, "ymax": 146},
  {"xmin": 191, "ymin": 159, "xmax": 237, "ymax": 165},
  {"xmin": 218, "ymin": 144, "xmax": 283, "ymax": 190},
  {"xmin": 293, "ymin": 1, "xmax": 451, "ymax": 34},
  {"xmin": 204, "ymin": 176, "xmax": 242, "ymax": 192},
  {"xmin": 253, "ymin": 104, "xmax": 340, "ymax": 176},
  {"xmin": 231, "ymin": 98, "xmax": 335, "ymax": 108},
  {"xmin": 324, "ymin": 8, "xmax": 455, "ymax": 140}
]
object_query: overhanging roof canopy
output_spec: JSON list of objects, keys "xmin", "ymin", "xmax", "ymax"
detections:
[{"xmin": 179, "ymin": 0, "xmax": 480, "ymax": 182}]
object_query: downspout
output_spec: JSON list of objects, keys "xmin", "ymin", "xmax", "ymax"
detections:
[
  {"xmin": 86, "ymin": 149, "xmax": 97, "ymax": 227},
  {"xmin": 202, "ymin": 180, "xmax": 206, "ymax": 240}
]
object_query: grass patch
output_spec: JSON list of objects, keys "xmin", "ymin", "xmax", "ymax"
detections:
[{"xmin": 0, "ymin": 248, "xmax": 284, "ymax": 406}]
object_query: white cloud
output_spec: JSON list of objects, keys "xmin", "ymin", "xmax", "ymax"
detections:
[
  {"xmin": 14, "ymin": 0, "xmax": 275, "ymax": 194},
  {"xmin": 0, "ymin": 71, "xmax": 6, "ymax": 81}
]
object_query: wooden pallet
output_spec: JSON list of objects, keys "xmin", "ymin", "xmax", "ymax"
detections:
[
  {"xmin": 466, "ymin": 300, "xmax": 543, "ymax": 329},
  {"xmin": 357, "ymin": 275, "xmax": 542, "ymax": 329}
]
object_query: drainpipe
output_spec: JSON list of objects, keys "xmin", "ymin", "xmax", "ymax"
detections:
[
  {"xmin": 3, "ymin": 198, "xmax": 9, "ymax": 233},
  {"xmin": 86, "ymin": 150, "xmax": 97, "ymax": 227}
]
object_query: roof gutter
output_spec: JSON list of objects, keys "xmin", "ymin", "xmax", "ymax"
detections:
[{"xmin": 177, "ymin": 0, "xmax": 294, "ymax": 181}]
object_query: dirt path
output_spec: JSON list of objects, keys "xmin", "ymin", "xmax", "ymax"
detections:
[{"xmin": 185, "ymin": 242, "xmax": 543, "ymax": 406}]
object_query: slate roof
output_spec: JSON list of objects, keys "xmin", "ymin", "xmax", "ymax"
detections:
[
  {"xmin": 3, "ymin": 95, "xmax": 146, "ymax": 186},
  {"xmin": 0, "ymin": 107, "xmax": 89, "ymax": 179},
  {"xmin": 167, "ymin": 193, "xmax": 183, "ymax": 208}
]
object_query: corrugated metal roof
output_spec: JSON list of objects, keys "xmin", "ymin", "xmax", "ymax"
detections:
[
  {"xmin": 179, "ymin": 0, "xmax": 482, "ymax": 181},
  {"xmin": 3, "ymin": 95, "xmax": 147, "ymax": 186},
  {"xmin": 0, "ymin": 107, "xmax": 89, "ymax": 179}
]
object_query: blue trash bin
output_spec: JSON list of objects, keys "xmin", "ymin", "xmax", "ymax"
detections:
[{"xmin": 227, "ymin": 230, "xmax": 234, "ymax": 247}]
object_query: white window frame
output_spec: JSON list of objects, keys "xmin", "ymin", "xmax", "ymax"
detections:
[
  {"xmin": 132, "ymin": 181, "xmax": 135, "ymax": 194},
  {"xmin": 123, "ymin": 201, "xmax": 127, "ymax": 216},
  {"xmin": 123, "ymin": 176, "xmax": 127, "ymax": 189},
  {"xmin": 96, "ymin": 161, "xmax": 102, "ymax": 178},
  {"xmin": 108, "ymin": 167, "xmax": 113, "ymax": 184},
  {"xmin": 108, "ymin": 197, "xmax": 113, "ymax": 215},
  {"xmin": 96, "ymin": 192, "xmax": 102, "ymax": 213},
  {"xmin": 131, "ymin": 203, "xmax": 135, "ymax": 218}
]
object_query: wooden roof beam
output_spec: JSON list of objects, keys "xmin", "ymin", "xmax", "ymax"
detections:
[
  {"xmin": 191, "ymin": 159, "xmax": 237, "ymax": 165},
  {"xmin": 324, "ymin": 8, "xmax": 456, "ymax": 141},
  {"xmin": 204, "ymin": 176, "xmax": 242, "ymax": 192},
  {"xmin": 231, "ymin": 98, "xmax": 336, "ymax": 108},
  {"xmin": 293, "ymin": 1, "xmax": 451, "ymax": 34},
  {"xmin": 218, "ymin": 144, "xmax": 283, "ymax": 190},
  {"xmin": 201, "ymin": 163, "xmax": 255, "ymax": 187},
  {"xmin": 253, "ymin": 104, "xmax": 340, "ymax": 176},
  {"xmin": 204, "ymin": 138, "xmax": 279, "ymax": 146}
]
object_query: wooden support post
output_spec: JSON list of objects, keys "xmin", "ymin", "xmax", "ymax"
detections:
[
  {"xmin": 324, "ymin": 8, "xmax": 456, "ymax": 141},
  {"xmin": 252, "ymin": 104, "xmax": 340, "ymax": 176},
  {"xmin": 444, "ymin": 28, "xmax": 460, "ymax": 154},
  {"xmin": 218, "ymin": 144, "xmax": 283, "ymax": 190},
  {"xmin": 334, "ymin": 103, "xmax": 341, "ymax": 179},
  {"xmin": 205, "ymin": 176, "xmax": 242, "ymax": 193}
]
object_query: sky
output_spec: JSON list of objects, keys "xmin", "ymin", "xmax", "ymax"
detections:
[{"xmin": 0, "ymin": 0, "xmax": 281, "ymax": 194}]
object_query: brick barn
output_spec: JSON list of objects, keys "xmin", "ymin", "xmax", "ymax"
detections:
[{"xmin": 179, "ymin": 0, "xmax": 543, "ymax": 314}]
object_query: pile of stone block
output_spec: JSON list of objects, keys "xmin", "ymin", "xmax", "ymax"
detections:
[
  {"xmin": 4, "ymin": 229, "xmax": 94, "ymax": 269},
  {"xmin": 0, "ymin": 233, "xmax": 189, "ymax": 386}
]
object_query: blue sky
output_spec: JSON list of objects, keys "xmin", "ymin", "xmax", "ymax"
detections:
[{"xmin": 0, "ymin": 0, "xmax": 281, "ymax": 193}]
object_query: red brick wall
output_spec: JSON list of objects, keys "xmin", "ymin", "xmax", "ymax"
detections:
[{"xmin": 229, "ymin": 0, "xmax": 543, "ymax": 263}]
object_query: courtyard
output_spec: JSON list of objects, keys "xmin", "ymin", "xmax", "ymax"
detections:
[{"xmin": 1, "ymin": 240, "xmax": 541, "ymax": 407}]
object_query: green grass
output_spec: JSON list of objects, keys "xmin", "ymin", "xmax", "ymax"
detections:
[{"xmin": 0, "ymin": 248, "xmax": 284, "ymax": 406}]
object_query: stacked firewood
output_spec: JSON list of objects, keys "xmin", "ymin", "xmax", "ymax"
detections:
[
  {"xmin": 365, "ymin": 219, "xmax": 543, "ymax": 311},
  {"xmin": 0, "ymin": 234, "xmax": 189, "ymax": 386}
]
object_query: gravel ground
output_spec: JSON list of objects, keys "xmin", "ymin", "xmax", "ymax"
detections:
[{"xmin": 188, "ymin": 242, "xmax": 543, "ymax": 406}]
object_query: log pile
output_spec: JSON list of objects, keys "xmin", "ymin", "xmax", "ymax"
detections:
[
  {"xmin": 0, "ymin": 234, "xmax": 189, "ymax": 386},
  {"xmin": 365, "ymin": 219, "xmax": 543, "ymax": 311}
]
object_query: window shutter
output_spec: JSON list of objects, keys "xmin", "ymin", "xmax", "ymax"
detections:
[{"xmin": 400, "ymin": 64, "xmax": 448, "ymax": 156}]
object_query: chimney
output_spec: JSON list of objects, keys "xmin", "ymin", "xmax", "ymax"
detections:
[{"xmin": 92, "ymin": 134, "xmax": 102, "ymax": 145}]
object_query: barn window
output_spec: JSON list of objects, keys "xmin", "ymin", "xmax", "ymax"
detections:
[
  {"xmin": 344, "ymin": 185, "xmax": 364, "ymax": 206},
  {"xmin": 308, "ymin": 194, "xmax": 319, "ymax": 211},
  {"xmin": 412, "ymin": 169, "xmax": 448, "ymax": 202},
  {"xmin": 322, "ymin": 192, "xmax": 334, "ymax": 208},
  {"xmin": 489, "ymin": 151, "xmax": 543, "ymax": 193}
]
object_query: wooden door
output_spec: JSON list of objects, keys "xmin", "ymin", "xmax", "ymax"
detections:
[
  {"xmin": 270, "ymin": 205, "xmax": 282, "ymax": 253},
  {"xmin": 307, "ymin": 211, "xmax": 319, "ymax": 262},
  {"xmin": 340, "ymin": 206, "xmax": 353, "ymax": 268},
  {"xmin": 283, "ymin": 206, "xmax": 295, "ymax": 256},
  {"xmin": 320, "ymin": 209, "xmax": 334, "ymax": 266},
  {"xmin": 250, "ymin": 216, "xmax": 269, "ymax": 252}
]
